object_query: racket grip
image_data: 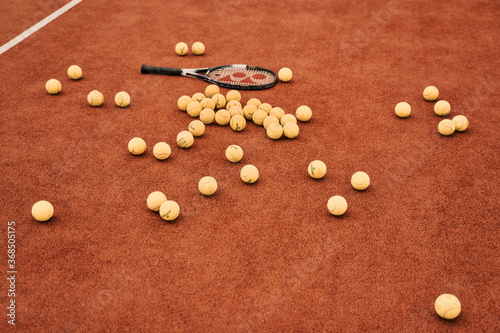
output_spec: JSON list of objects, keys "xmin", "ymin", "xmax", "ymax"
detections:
[{"xmin": 140, "ymin": 65, "xmax": 183, "ymax": 76}]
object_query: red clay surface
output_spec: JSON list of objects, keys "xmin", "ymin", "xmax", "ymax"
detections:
[{"xmin": 1, "ymin": 0, "xmax": 499, "ymax": 331}]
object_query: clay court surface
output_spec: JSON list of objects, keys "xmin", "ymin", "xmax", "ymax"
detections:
[{"xmin": 1, "ymin": 0, "xmax": 499, "ymax": 331}]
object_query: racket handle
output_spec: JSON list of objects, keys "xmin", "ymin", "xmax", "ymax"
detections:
[{"xmin": 140, "ymin": 65, "xmax": 183, "ymax": 76}]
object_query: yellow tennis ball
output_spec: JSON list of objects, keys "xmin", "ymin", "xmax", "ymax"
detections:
[
  {"xmin": 226, "ymin": 145, "xmax": 243, "ymax": 162},
  {"xmin": 281, "ymin": 114, "xmax": 297, "ymax": 126},
  {"xmin": 434, "ymin": 100, "xmax": 451, "ymax": 116},
  {"xmin": 258, "ymin": 103, "xmax": 272, "ymax": 114},
  {"xmin": 205, "ymin": 84, "xmax": 220, "ymax": 98},
  {"xmin": 308, "ymin": 160, "xmax": 327, "ymax": 179},
  {"xmin": 243, "ymin": 104, "xmax": 258, "ymax": 120},
  {"xmin": 159, "ymin": 200, "xmax": 180, "ymax": 221},
  {"xmin": 67, "ymin": 65, "xmax": 82, "ymax": 80},
  {"xmin": 192, "ymin": 92, "xmax": 206, "ymax": 103},
  {"xmin": 263, "ymin": 115, "xmax": 279, "ymax": 129},
  {"xmin": 128, "ymin": 137, "xmax": 147, "ymax": 155},
  {"xmin": 351, "ymin": 171, "xmax": 370, "ymax": 190},
  {"xmin": 452, "ymin": 115, "xmax": 469, "ymax": 132},
  {"xmin": 189, "ymin": 120, "xmax": 205, "ymax": 136},
  {"xmin": 435, "ymin": 294, "xmax": 461, "ymax": 320},
  {"xmin": 87, "ymin": 90, "xmax": 104, "ymax": 106},
  {"xmin": 226, "ymin": 90, "xmax": 242, "ymax": 102},
  {"xmin": 153, "ymin": 142, "xmax": 171, "ymax": 160},
  {"xmin": 252, "ymin": 109, "xmax": 268, "ymax": 126},
  {"xmin": 226, "ymin": 100, "xmax": 242, "ymax": 111},
  {"xmin": 175, "ymin": 42, "xmax": 188, "ymax": 55},
  {"xmin": 147, "ymin": 191, "xmax": 167, "ymax": 211},
  {"xmin": 246, "ymin": 98, "xmax": 261, "ymax": 108},
  {"xmin": 240, "ymin": 164, "xmax": 259, "ymax": 183},
  {"xmin": 283, "ymin": 122, "xmax": 299, "ymax": 138},
  {"xmin": 177, "ymin": 95, "xmax": 192, "ymax": 111},
  {"xmin": 45, "ymin": 79, "xmax": 61, "ymax": 94},
  {"xmin": 395, "ymin": 102, "xmax": 411, "ymax": 118},
  {"xmin": 186, "ymin": 101, "xmax": 202, "ymax": 117},
  {"xmin": 266, "ymin": 123, "xmax": 283, "ymax": 140},
  {"xmin": 438, "ymin": 119, "xmax": 456, "ymax": 136},
  {"xmin": 115, "ymin": 91, "xmax": 130, "ymax": 107},
  {"xmin": 200, "ymin": 97, "xmax": 216, "ymax": 110},
  {"xmin": 327, "ymin": 195, "xmax": 348, "ymax": 216},
  {"xmin": 296, "ymin": 105, "xmax": 312, "ymax": 122},
  {"xmin": 230, "ymin": 115, "xmax": 246, "ymax": 131},
  {"xmin": 229, "ymin": 106, "xmax": 244, "ymax": 118},
  {"xmin": 177, "ymin": 130, "xmax": 194, "ymax": 148},
  {"xmin": 31, "ymin": 200, "xmax": 54, "ymax": 222},
  {"xmin": 269, "ymin": 107, "xmax": 285, "ymax": 120},
  {"xmin": 423, "ymin": 85, "xmax": 439, "ymax": 101},
  {"xmin": 278, "ymin": 67, "xmax": 293, "ymax": 82},
  {"xmin": 212, "ymin": 93, "xmax": 226, "ymax": 109},
  {"xmin": 215, "ymin": 109, "xmax": 231, "ymax": 125},
  {"xmin": 192, "ymin": 42, "xmax": 205, "ymax": 55},
  {"xmin": 199, "ymin": 109, "xmax": 215, "ymax": 124},
  {"xmin": 198, "ymin": 176, "xmax": 218, "ymax": 196}
]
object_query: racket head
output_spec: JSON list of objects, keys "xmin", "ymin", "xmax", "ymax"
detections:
[{"xmin": 204, "ymin": 65, "xmax": 277, "ymax": 90}]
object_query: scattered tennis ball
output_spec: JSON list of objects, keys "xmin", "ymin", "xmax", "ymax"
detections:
[
  {"xmin": 153, "ymin": 142, "xmax": 171, "ymax": 160},
  {"xmin": 240, "ymin": 164, "xmax": 259, "ymax": 183},
  {"xmin": 87, "ymin": 90, "xmax": 104, "ymax": 106},
  {"xmin": 177, "ymin": 131, "xmax": 194, "ymax": 148},
  {"xmin": 270, "ymin": 107, "xmax": 285, "ymax": 120},
  {"xmin": 175, "ymin": 42, "xmax": 188, "ymax": 56},
  {"xmin": 435, "ymin": 294, "xmax": 461, "ymax": 320},
  {"xmin": 296, "ymin": 105, "xmax": 312, "ymax": 122},
  {"xmin": 281, "ymin": 114, "xmax": 297, "ymax": 126},
  {"xmin": 147, "ymin": 191, "xmax": 167, "ymax": 211},
  {"xmin": 67, "ymin": 65, "xmax": 82, "ymax": 80},
  {"xmin": 177, "ymin": 95, "xmax": 192, "ymax": 111},
  {"xmin": 278, "ymin": 67, "xmax": 293, "ymax": 82},
  {"xmin": 308, "ymin": 160, "xmax": 327, "ymax": 179},
  {"xmin": 258, "ymin": 103, "xmax": 272, "ymax": 114},
  {"xmin": 128, "ymin": 137, "xmax": 147, "ymax": 155},
  {"xmin": 438, "ymin": 119, "xmax": 456, "ymax": 136},
  {"xmin": 205, "ymin": 84, "xmax": 220, "ymax": 98},
  {"xmin": 192, "ymin": 42, "xmax": 205, "ymax": 55},
  {"xmin": 198, "ymin": 176, "xmax": 218, "ymax": 196},
  {"xmin": 186, "ymin": 101, "xmax": 202, "ymax": 117},
  {"xmin": 192, "ymin": 92, "xmax": 206, "ymax": 103},
  {"xmin": 230, "ymin": 115, "xmax": 246, "ymax": 132},
  {"xmin": 226, "ymin": 90, "xmax": 241, "ymax": 102},
  {"xmin": 263, "ymin": 115, "xmax": 279, "ymax": 129},
  {"xmin": 283, "ymin": 122, "xmax": 299, "ymax": 138},
  {"xmin": 229, "ymin": 106, "xmax": 244, "ymax": 118},
  {"xmin": 246, "ymin": 98, "xmax": 261, "ymax": 108},
  {"xmin": 159, "ymin": 200, "xmax": 180, "ymax": 221},
  {"xmin": 266, "ymin": 123, "xmax": 283, "ymax": 140},
  {"xmin": 31, "ymin": 200, "xmax": 54, "ymax": 222},
  {"xmin": 351, "ymin": 171, "xmax": 370, "ymax": 190},
  {"xmin": 226, "ymin": 100, "xmax": 242, "ymax": 111},
  {"xmin": 45, "ymin": 79, "xmax": 61, "ymax": 94},
  {"xmin": 395, "ymin": 102, "xmax": 411, "ymax": 118},
  {"xmin": 199, "ymin": 108, "xmax": 215, "ymax": 124},
  {"xmin": 115, "ymin": 91, "xmax": 130, "ymax": 107},
  {"xmin": 243, "ymin": 104, "xmax": 258, "ymax": 120},
  {"xmin": 452, "ymin": 115, "xmax": 469, "ymax": 131},
  {"xmin": 189, "ymin": 120, "xmax": 205, "ymax": 136},
  {"xmin": 226, "ymin": 145, "xmax": 243, "ymax": 162},
  {"xmin": 327, "ymin": 195, "xmax": 348, "ymax": 216},
  {"xmin": 252, "ymin": 109, "xmax": 268, "ymax": 126},
  {"xmin": 215, "ymin": 109, "xmax": 231, "ymax": 125},
  {"xmin": 434, "ymin": 100, "xmax": 451, "ymax": 116},
  {"xmin": 200, "ymin": 97, "xmax": 216, "ymax": 110},
  {"xmin": 423, "ymin": 86, "xmax": 439, "ymax": 101},
  {"xmin": 212, "ymin": 93, "xmax": 226, "ymax": 109}
]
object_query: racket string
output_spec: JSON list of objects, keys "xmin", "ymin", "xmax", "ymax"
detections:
[{"xmin": 208, "ymin": 67, "xmax": 274, "ymax": 86}]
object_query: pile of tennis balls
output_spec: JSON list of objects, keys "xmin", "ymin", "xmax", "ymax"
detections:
[
  {"xmin": 395, "ymin": 85, "xmax": 469, "ymax": 136},
  {"xmin": 45, "ymin": 65, "xmax": 131, "ymax": 108}
]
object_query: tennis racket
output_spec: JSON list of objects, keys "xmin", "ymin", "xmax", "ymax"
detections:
[{"xmin": 140, "ymin": 64, "xmax": 277, "ymax": 90}]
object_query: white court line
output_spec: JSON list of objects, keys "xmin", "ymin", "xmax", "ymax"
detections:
[{"xmin": 0, "ymin": 0, "xmax": 83, "ymax": 55}]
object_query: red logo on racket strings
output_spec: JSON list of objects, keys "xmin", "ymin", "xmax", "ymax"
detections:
[{"xmin": 219, "ymin": 71, "xmax": 269, "ymax": 84}]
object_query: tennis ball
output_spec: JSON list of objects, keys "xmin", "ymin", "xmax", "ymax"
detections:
[
  {"xmin": 87, "ymin": 90, "xmax": 104, "ymax": 106},
  {"xmin": 395, "ymin": 102, "xmax": 411, "ymax": 118},
  {"xmin": 177, "ymin": 95, "xmax": 192, "ymax": 111},
  {"xmin": 438, "ymin": 119, "xmax": 456, "ymax": 136},
  {"xmin": 199, "ymin": 108, "xmax": 215, "ymax": 124},
  {"xmin": 270, "ymin": 107, "xmax": 285, "ymax": 120},
  {"xmin": 153, "ymin": 142, "xmax": 171, "ymax": 160},
  {"xmin": 281, "ymin": 114, "xmax": 297, "ymax": 126},
  {"xmin": 192, "ymin": 42, "xmax": 205, "ymax": 55},
  {"xmin": 258, "ymin": 103, "xmax": 272, "ymax": 114},
  {"xmin": 205, "ymin": 84, "xmax": 220, "ymax": 98},
  {"xmin": 308, "ymin": 160, "xmax": 327, "ymax": 179},
  {"xmin": 31, "ymin": 200, "xmax": 54, "ymax": 222},
  {"xmin": 327, "ymin": 195, "xmax": 348, "ymax": 216},
  {"xmin": 175, "ymin": 42, "xmax": 188, "ymax": 56},
  {"xmin": 278, "ymin": 67, "xmax": 292, "ymax": 82},
  {"xmin": 189, "ymin": 120, "xmax": 205, "ymax": 136},
  {"xmin": 283, "ymin": 122, "xmax": 299, "ymax": 138},
  {"xmin": 246, "ymin": 98, "xmax": 261, "ymax": 108},
  {"xmin": 198, "ymin": 176, "xmax": 218, "ymax": 196},
  {"xmin": 452, "ymin": 115, "xmax": 469, "ymax": 131},
  {"xmin": 435, "ymin": 294, "xmax": 461, "ymax": 320},
  {"xmin": 200, "ymin": 97, "xmax": 216, "ymax": 110},
  {"xmin": 229, "ymin": 106, "xmax": 244, "ymax": 118},
  {"xmin": 212, "ymin": 93, "xmax": 226, "ymax": 109},
  {"xmin": 67, "ymin": 65, "xmax": 82, "ymax": 80},
  {"xmin": 423, "ymin": 86, "xmax": 439, "ymax": 101},
  {"xmin": 128, "ymin": 137, "xmax": 147, "ymax": 155},
  {"xmin": 434, "ymin": 100, "xmax": 451, "ymax": 116},
  {"xmin": 263, "ymin": 115, "xmax": 279, "ymax": 129},
  {"xmin": 240, "ymin": 164, "xmax": 259, "ymax": 183},
  {"xmin": 187, "ymin": 101, "xmax": 203, "ymax": 117},
  {"xmin": 226, "ymin": 90, "xmax": 242, "ymax": 102},
  {"xmin": 226, "ymin": 145, "xmax": 243, "ymax": 162},
  {"xmin": 215, "ymin": 109, "xmax": 231, "ymax": 125},
  {"xmin": 115, "ymin": 91, "xmax": 130, "ymax": 107},
  {"xmin": 192, "ymin": 92, "xmax": 206, "ymax": 103},
  {"xmin": 243, "ymin": 104, "xmax": 258, "ymax": 120},
  {"xmin": 45, "ymin": 79, "xmax": 61, "ymax": 94},
  {"xmin": 159, "ymin": 200, "xmax": 180, "ymax": 221},
  {"xmin": 296, "ymin": 105, "xmax": 312, "ymax": 122},
  {"xmin": 230, "ymin": 115, "xmax": 246, "ymax": 131},
  {"xmin": 226, "ymin": 100, "xmax": 242, "ymax": 111},
  {"xmin": 147, "ymin": 191, "xmax": 167, "ymax": 211},
  {"xmin": 252, "ymin": 109, "xmax": 268, "ymax": 126},
  {"xmin": 177, "ymin": 130, "xmax": 194, "ymax": 148},
  {"xmin": 266, "ymin": 123, "xmax": 283, "ymax": 140},
  {"xmin": 351, "ymin": 171, "xmax": 370, "ymax": 190}
]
